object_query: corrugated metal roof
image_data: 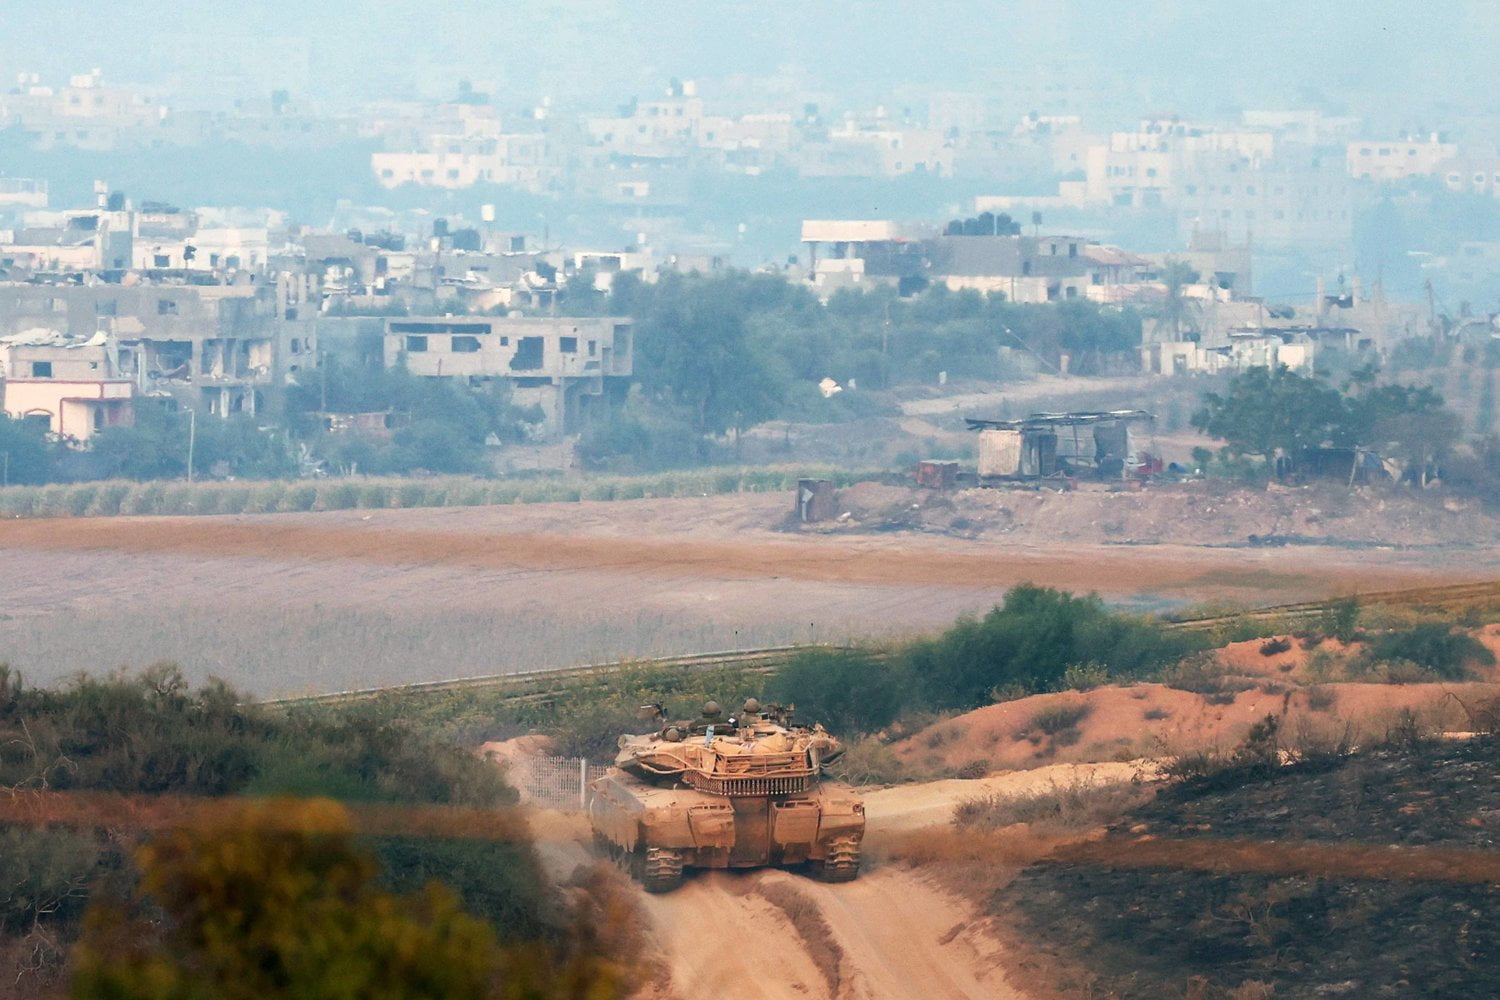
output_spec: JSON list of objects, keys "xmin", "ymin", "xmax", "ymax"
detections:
[{"xmin": 966, "ymin": 409, "xmax": 1155, "ymax": 431}]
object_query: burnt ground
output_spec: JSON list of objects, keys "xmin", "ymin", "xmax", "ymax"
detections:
[{"xmin": 996, "ymin": 738, "xmax": 1500, "ymax": 999}]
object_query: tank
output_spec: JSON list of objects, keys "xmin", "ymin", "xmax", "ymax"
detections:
[{"xmin": 587, "ymin": 698, "xmax": 865, "ymax": 892}]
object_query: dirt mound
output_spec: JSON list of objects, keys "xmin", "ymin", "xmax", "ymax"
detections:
[
  {"xmin": 892, "ymin": 676, "xmax": 1500, "ymax": 776},
  {"xmin": 809, "ymin": 480, "xmax": 1500, "ymax": 549}
]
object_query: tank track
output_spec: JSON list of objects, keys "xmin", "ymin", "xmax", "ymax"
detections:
[
  {"xmin": 641, "ymin": 847, "xmax": 685, "ymax": 892},
  {"xmin": 812, "ymin": 834, "xmax": 861, "ymax": 882}
]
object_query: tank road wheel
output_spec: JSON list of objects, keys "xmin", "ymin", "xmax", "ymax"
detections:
[
  {"xmin": 641, "ymin": 847, "xmax": 685, "ymax": 893},
  {"xmin": 811, "ymin": 835, "xmax": 861, "ymax": 883}
]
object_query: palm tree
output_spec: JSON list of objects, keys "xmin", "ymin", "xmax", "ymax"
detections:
[{"xmin": 1152, "ymin": 259, "xmax": 1201, "ymax": 343}]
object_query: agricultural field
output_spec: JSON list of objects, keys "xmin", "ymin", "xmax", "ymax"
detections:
[{"xmin": 0, "ymin": 483, "xmax": 1493, "ymax": 697}]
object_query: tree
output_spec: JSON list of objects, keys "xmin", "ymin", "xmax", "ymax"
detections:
[
  {"xmin": 903, "ymin": 584, "xmax": 1197, "ymax": 710},
  {"xmin": 767, "ymin": 649, "xmax": 907, "ymax": 735},
  {"xmin": 1341, "ymin": 380, "xmax": 1461, "ymax": 484},
  {"xmin": 634, "ymin": 274, "xmax": 784, "ymax": 436},
  {"xmin": 89, "ymin": 401, "xmax": 190, "ymax": 479},
  {"xmin": 70, "ymin": 798, "xmax": 555, "ymax": 1000},
  {"xmin": 0, "ymin": 415, "xmax": 54, "ymax": 485},
  {"xmin": 1152, "ymin": 259, "xmax": 1200, "ymax": 342},
  {"xmin": 1192, "ymin": 366, "xmax": 1347, "ymax": 476},
  {"xmin": 91, "ymin": 403, "xmax": 296, "ymax": 481}
]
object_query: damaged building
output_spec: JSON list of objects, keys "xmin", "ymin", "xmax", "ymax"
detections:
[
  {"xmin": 967, "ymin": 410, "xmax": 1157, "ymax": 481},
  {"xmin": 382, "ymin": 315, "xmax": 632, "ymax": 437},
  {"xmin": 0, "ymin": 328, "xmax": 133, "ymax": 442},
  {"xmin": 0, "ymin": 276, "xmax": 312, "ymax": 418}
]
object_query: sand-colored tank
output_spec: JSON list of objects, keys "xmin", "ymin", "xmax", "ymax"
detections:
[{"xmin": 587, "ymin": 699, "xmax": 865, "ymax": 892}]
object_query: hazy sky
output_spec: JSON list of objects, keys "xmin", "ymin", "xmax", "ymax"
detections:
[{"xmin": 3, "ymin": 1, "xmax": 1496, "ymax": 126}]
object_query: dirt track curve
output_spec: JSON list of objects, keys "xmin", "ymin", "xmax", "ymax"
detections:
[{"xmin": 522, "ymin": 763, "xmax": 1151, "ymax": 1000}]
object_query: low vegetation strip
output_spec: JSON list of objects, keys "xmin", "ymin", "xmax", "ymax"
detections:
[
  {"xmin": 1052, "ymin": 835, "xmax": 1500, "ymax": 885},
  {"xmin": 262, "ymin": 644, "xmax": 870, "ymax": 708},
  {"xmin": 0, "ymin": 465, "xmax": 883, "ymax": 519},
  {"xmin": 0, "ymin": 789, "xmax": 536, "ymax": 843}
]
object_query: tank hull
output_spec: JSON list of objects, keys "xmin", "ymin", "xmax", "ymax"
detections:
[{"xmin": 587, "ymin": 771, "xmax": 864, "ymax": 891}]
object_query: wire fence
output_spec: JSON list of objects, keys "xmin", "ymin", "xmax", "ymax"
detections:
[{"xmin": 517, "ymin": 755, "xmax": 611, "ymax": 811}]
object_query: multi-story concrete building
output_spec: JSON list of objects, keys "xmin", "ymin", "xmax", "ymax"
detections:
[
  {"xmin": 800, "ymin": 219, "xmax": 937, "ymax": 295},
  {"xmin": 0, "ymin": 178, "xmax": 48, "ymax": 210},
  {"xmin": 0, "ymin": 329, "xmax": 134, "ymax": 442},
  {"xmin": 1438, "ymin": 156, "xmax": 1500, "ymax": 197},
  {"xmin": 1174, "ymin": 146, "xmax": 1356, "ymax": 248},
  {"xmin": 1347, "ymin": 136, "xmax": 1457, "ymax": 182},
  {"xmin": 0, "ymin": 277, "xmax": 311, "ymax": 418},
  {"xmin": 383, "ymin": 315, "xmax": 632, "ymax": 436},
  {"xmin": 0, "ymin": 70, "xmax": 167, "ymax": 151},
  {"xmin": 372, "ymin": 133, "xmax": 549, "ymax": 190},
  {"xmin": 1084, "ymin": 117, "xmax": 1276, "ymax": 208}
]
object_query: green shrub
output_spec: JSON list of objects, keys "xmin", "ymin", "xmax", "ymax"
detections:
[
  {"xmin": 1304, "ymin": 686, "xmax": 1337, "ymax": 711},
  {"xmin": 35, "ymin": 485, "xmax": 72, "ymax": 517},
  {"xmin": 580, "ymin": 481, "xmax": 615, "ymax": 501},
  {"xmin": 1062, "ymin": 661, "xmax": 1109, "ymax": 691},
  {"xmin": 1362, "ymin": 623, "xmax": 1494, "ymax": 681},
  {"xmin": 218, "ymin": 485, "xmax": 252, "ymax": 514},
  {"xmin": 65, "ymin": 486, "xmax": 98, "ymax": 517},
  {"xmin": 453, "ymin": 482, "xmax": 489, "ymax": 506},
  {"xmin": 85, "ymin": 482, "xmax": 131, "ymax": 517},
  {"xmin": 124, "ymin": 483, "xmax": 165, "ymax": 515},
  {"xmin": 0, "ymin": 666, "xmax": 560, "ymax": 982},
  {"xmin": 766, "ymin": 648, "xmax": 908, "ymax": 736},
  {"xmin": 395, "ymin": 482, "xmax": 433, "ymax": 508},
  {"xmin": 1158, "ymin": 652, "xmax": 1257, "ymax": 697},
  {"xmin": 159, "ymin": 484, "xmax": 197, "ymax": 514},
  {"xmin": 320, "ymin": 482, "xmax": 361, "ymax": 510},
  {"xmin": 903, "ymin": 584, "xmax": 1204, "ymax": 710},
  {"xmin": 1319, "ymin": 596, "xmax": 1361, "ymax": 643},
  {"xmin": 278, "ymin": 484, "xmax": 319, "ymax": 512},
  {"xmin": 1024, "ymin": 701, "xmax": 1092, "ymax": 736},
  {"xmin": 825, "ymin": 737, "xmax": 911, "ymax": 785},
  {"xmin": 244, "ymin": 483, "xmax": 286, "ymax": 513},
  {"xmin": 0, "ymin": 486, "xmax": 40, "ymax": 516},
  {"xmin": 358, "ymin": 484, "xmax": 392, "ymax": 509},
  {"xmin": 191, "ymin": 486, "xmax": 224, "ymax": 514}
]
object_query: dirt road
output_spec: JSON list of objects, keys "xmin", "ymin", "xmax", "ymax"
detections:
[
  {"xmin": 517, "ymin": 755, "xmax": 1115, "ymax": 1000},
  {"xmin": 629, "ymin": 866, "xmax": 1015, "ymax": 1000}
]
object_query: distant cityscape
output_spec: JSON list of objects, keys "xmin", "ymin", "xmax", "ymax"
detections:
[{"xmin": 1, "ymin": 64, "xmax": 1496, "ymax": 465}]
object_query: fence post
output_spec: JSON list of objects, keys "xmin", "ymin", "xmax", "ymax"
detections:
[{"xmin": 579, "ymin": 757, "xmax": 588, "ymax": 810}]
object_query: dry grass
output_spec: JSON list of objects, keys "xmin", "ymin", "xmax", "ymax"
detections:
[{"xmin": 953, "ymin": 775, "xmax": 1153, "ymax": 834}]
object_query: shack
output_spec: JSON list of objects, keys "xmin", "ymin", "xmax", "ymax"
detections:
[{"xmin": 967, "ymin": 410, "xmax": 1156, "ymax": 481}]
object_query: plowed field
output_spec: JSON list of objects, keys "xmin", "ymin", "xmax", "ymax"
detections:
[{"xmin": 0, "ymin": 493, "xmax": 1487, "ymax": 696}]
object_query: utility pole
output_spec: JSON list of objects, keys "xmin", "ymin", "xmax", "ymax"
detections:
[
  {"xmin": 2, "ymin": 451, "xmax": 8, "ymax": 488},
  {"xmin": 185, "ymin": 409, "xmax": 196, "ymax": 483}
]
